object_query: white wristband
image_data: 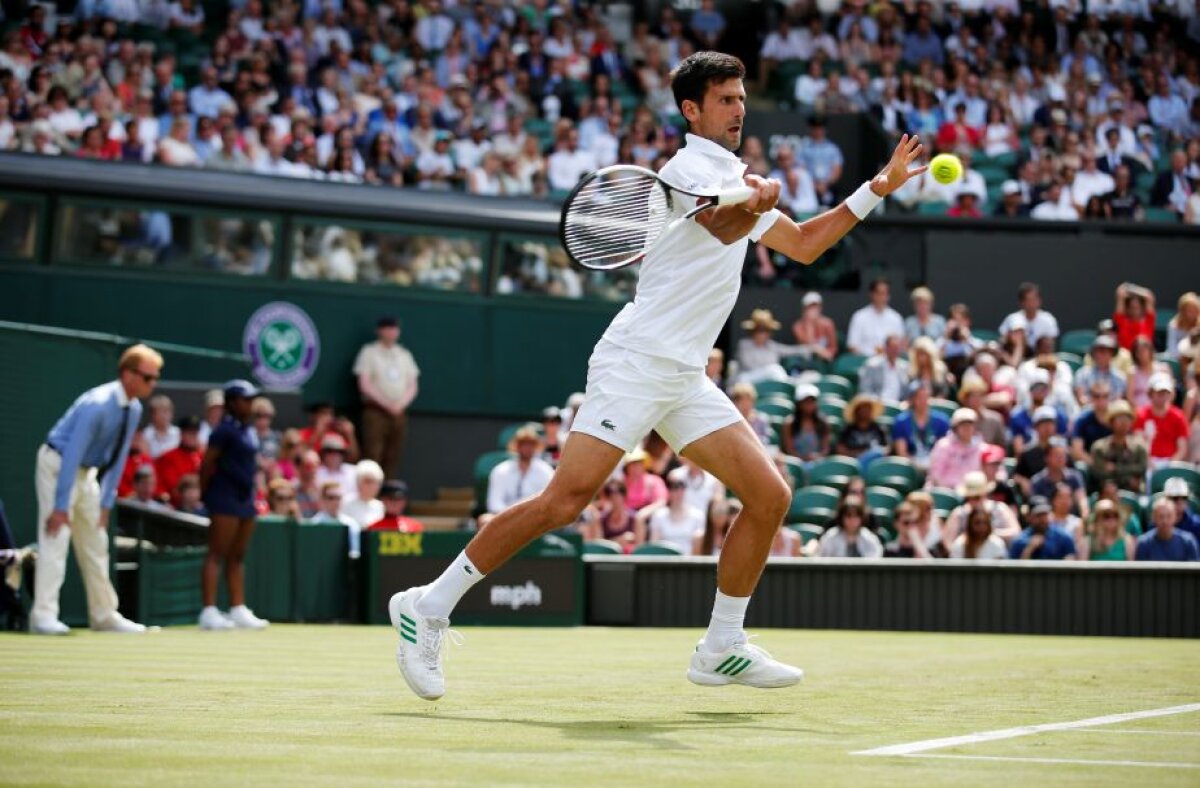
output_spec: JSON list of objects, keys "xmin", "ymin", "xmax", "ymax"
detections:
[{"xmin": 845, "ymin": 181, "xmax": 883, "ymax": 220}]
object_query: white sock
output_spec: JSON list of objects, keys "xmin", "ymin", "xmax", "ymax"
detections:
[
  {"xmin": 703, "ymin": 590, "xmax": 750, "ymax": 653},
  {"xmin": 415, "ymin": 551, "xmax": 484, "ymax": 619}
]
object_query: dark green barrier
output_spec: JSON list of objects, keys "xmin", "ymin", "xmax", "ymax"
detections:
[
  {"xmin": 363, "ymin": 531, "xmax": 582, "ymax": 626},
  {"xmin": 136, "ymin": 546, "xmax": 205, "ymax": 626}
]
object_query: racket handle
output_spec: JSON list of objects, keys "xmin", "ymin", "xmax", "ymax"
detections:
[{"xmin": 716, "ymin": 185, "xmax": 756, "ymax": 206}]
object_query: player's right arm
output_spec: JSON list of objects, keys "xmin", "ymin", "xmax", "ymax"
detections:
[{"xmin": 693, "ymin": 174, "xmax": 781, "ymax": 244}]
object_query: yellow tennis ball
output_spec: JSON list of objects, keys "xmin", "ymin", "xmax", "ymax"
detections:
[{"xmin": 930, "ymin": 153, "xmax": 963, "ymax": 185}]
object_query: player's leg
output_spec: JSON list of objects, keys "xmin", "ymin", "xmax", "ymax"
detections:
[
  {"xmin": 389, "ymin": 432, "xmax": 624, "ymax": 700},
  {"xmin": 199, "ymin": 514, "xmax": 238, "ymax": 630},
  {"xmin": 659, "ymin": 383, "xmax": 802, "ymax": 688},
  {"xmin": 225, "ymin": 517, "xmax": 268, "ymax": 629}
]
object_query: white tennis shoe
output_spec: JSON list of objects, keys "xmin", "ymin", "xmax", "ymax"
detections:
[
  {"xmin": 687, "ymin": 637, "xmax": 804, "ymax": 689},
  {"xmin": 389, "ymin": 586, "xmax": 454, "ymax": 701},
  {"xmin": 198, "ymin": 606, "xmax": 234, "ymax": 630},
  {"xmin": 228, "ymin": 605, "xmax": 269, "ymax": 630}
]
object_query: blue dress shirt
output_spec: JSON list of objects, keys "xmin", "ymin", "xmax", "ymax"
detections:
[{"xmin": 45, "ymin": 381, "xmax": 141, "ymax": 511}]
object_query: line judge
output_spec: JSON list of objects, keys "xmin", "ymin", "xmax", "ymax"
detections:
[{"xmin": 31, "ymin": 344, "xmax": 163, "ymax": 634}]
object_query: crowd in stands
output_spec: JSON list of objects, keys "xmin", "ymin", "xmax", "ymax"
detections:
[
  {"xmin": 1, "ymin": 1, "xmax": 1197, "ymax": 223},
  {"xmin": 484, "ymin": 280, "xmax": 1200, "ymax": 562}
]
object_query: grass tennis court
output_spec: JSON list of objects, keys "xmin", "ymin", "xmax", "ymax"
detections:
[{"xmin": 2, "ymin": 626, "xmax": 1197, "ymax": 786}]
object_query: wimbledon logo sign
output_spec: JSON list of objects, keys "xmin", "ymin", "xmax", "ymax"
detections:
[{"xmin": 243, "ymin": 302, "xmax": 320, "ymax": 388}]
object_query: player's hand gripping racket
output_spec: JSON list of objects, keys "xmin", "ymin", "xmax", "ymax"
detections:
[{"xmin": 558, "ymin": 164, "xmax": 757, "ymax": 270}]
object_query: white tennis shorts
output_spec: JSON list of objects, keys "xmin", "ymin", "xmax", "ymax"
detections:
[{"xmin": 569, "ymin": 340, "xmax": 742, "ymax": 453}]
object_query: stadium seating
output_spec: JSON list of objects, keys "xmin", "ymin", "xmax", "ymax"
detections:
[
  {"xmin": 1149, "ymin": 464, "xmax": 1200, "ymax": 495},
  {"xmin": 633, "ymin": 542, "xmax": 685, "ymax": 556},
  {"xmin": 754, "ymin": 379, "xmax": 796, "ymax": 401},
  {"xmin": 787, "ymin": 485, "xmax": 841, "ymax": 526},
  {"xmin": 583, "ymin": 540, "xmax": 624, "ymax": 555},
  {"xmin": 788, "ymin": 524, "xmax": 825, "ymax": 545},
  {"xmin": 865, "ymin": 457, "xmax": 923, "ymax": 494},
  {"xmin": 779, "ymin": 455, "xmax": 807, "ymax": 491},
  {"xmin": 807, "ymin": 456, "xmax": 860, "ymax": 491},
  {"xmin": 817, "ymin": 375, "xmax": 854, "ymax": 401}
]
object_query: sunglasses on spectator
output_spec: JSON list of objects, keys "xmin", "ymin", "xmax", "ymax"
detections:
[
  {"xmin": 667, "ymin": 482, "xmax": 686, "ymax": 490},
  {"xmin": 274, "ymin": 494, "xmax": 295, "ymax": 501},
  {"xmin": 323, "ymin": 494, "xmax": 341, "ymax": 501}
]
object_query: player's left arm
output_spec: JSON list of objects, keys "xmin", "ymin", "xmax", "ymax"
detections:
[{"xmin": 760, "ymin": 134, "xmax": 926, "ymax": 264}]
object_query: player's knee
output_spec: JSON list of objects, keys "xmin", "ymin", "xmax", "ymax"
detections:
[
  {"xmin": 540, "ymin": 487, "xmax": 592, "ymax": 528},
  {"xmin": 746, "ymin": 477, "xmax": 792, "ymax": 524}
]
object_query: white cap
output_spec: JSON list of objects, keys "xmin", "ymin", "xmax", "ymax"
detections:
[
  {"xmin": 1149, "ymin": 373, "xmax": 1175, "ymax": 393},
  {"xmin": 794, "ymin": 383, "xmax": 819, "ymax": 401},
  {"xmin": 355, "ymin": 459, "xmax": 384, "ymax": 482},
  {"xmin": 1034, "ymin": 405, "xmax": 1058, "ymax": 423},
  {"xmin": 1001, "ymin": 179, "xmax": 1021, "ymax": 196},
  {"xmin": 1164, "ymin": 477, "xmax": 1192, "ymax": 498},
  {"xmin": 951, "ymin": 407, "xmax": 977, "ymax": 427},
  {"xmin": 802, "ymin": 291, "xmax": 823, "ymax": 307},
  {"xmin": 1028, "ymin": 368, "xmax": 1051, "ymax": 387}
]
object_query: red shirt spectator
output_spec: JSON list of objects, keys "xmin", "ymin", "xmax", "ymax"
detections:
[
  {"xmin": 935, "ymin": 104, "xmax": 982, "ymax": 150},
  {"xmin": 365, "ymin": 514, "xmax": 425, "ymax": 533},
  {"xmin": 364, "ymin": 480, "xmax": 424, "ymax": 532},
  {"xmin": 947, "ymin": 192, "xmax": 982, "ymax": 218},
  {"xmin": 155, "ymin": 418, "xmax": 204, "ymax": 503},
  {"xmin": 1135, "ymin": 378, "xmax": 1188, "ymax": 460},
  {"xmin": 117, "ymin": 438, "xmax": 155, "ymax": 499},
  {"xmin": 1113, "ymin": 283, "xmax": 1156, "ymax": 350}
]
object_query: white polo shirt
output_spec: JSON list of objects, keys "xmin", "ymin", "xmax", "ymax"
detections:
[{"xmin": 603, "ymin": 133, "xmax": 782, "ymax": 368}]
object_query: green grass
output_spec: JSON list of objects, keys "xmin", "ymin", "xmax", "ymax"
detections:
[{"xmin": 1, "ymin": 626, "xmax": 1198, "ymax": 785}]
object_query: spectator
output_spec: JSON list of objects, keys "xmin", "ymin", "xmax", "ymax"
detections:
[
  {"xmin": 540, "ymin": 407, "xmax": 565, "ymax": 465},
  {"xmin": 735, "ymin": 309, "xmax": 806, "ymax": 383},
  {"xmin": 314, "ymin": 434, "xmax": 357, "ymax": 499},
  {"xmin": 1100, "ymin": 165, "xmax": 1143, "ymax": 220},
  {"xmin": 294, "ymin": 450, "xmax": 322, "ymax": 518},
  {"xmin": 1135, "ymin": 497, "xmax": 1199, "ymax": 562},
  {"xmin": 694, "ymin": 497, "xmax": 742, "ymax": 557},
  {"xmin": 1047, "ymin": 481, "xmax": 1084, "ymax": 540},
  {"xmin": 926, "ymin": 408, "xmax": 983, "ymax": 490},
  {"xmin": 1091, "ymin": 318, "xmax": 1135, "ymax": 377},
  {"xmin": 127, "ymin": 464, "xmax": 167, "ymax": 508},
  {"xmin": 155, "ymin": 416, "xmax": 203, "ymax": 504},
  {"xmin": 1162, "ymin": 477, "xmax": 1200, "ymax": 545},
  {"xmin": 847, "ymin": 278, "xmax": 905, "ymax": 357},
  {"xmin": 1030, "ymin": 437, "xmax": 1089, "ymax": 518},
  {"xmin": 266, "ymin": 478, "xmax": 300, "ymax": 519},
  {"xmin": 998, "ymin": 283, "xmax": 1059, "ymax": 349},
  {"xmin": 485, "ymin": 425, "xmax": 555, "ymax": 517},
  {"xmin": 1069, "ymin": 151, "xmax": 1115, "ymax": 210},
  {"xmin": 1010, "ymin": 496, "xmax": 1077, "ymax": 560},
  {"xmin": 781, "ymin": 384, "xmax": 831, "ymax": 464},
  {"xmin": 308, "ymin": 481, "xmax": 358, "ymax": 529},
  {"xmin": 141, "ymin": 393, "xmax": 179, "ymax": 459},
  {"xmin": 939, "ymin": 303, "xmax": 983, "ymax": 380},
  {"xmin": 902, "ymin": 15, "xmax": 944, "ymax": 67},
  {"xmin": 1080, "ymin": 498, "xmax": 1137, "ymax": 562},
  {"xmin": 949, "ymin": 505, "xmax": 1009, "ymax": 560},
  {"xmin": 885, "ymin": 496, "xmax": 946, "ymax": 559},
  {"xmin": 904, "ymin": 287, "xmax": 946, "ymax": 344},
  {"xmin": 817, "ymin": 497, "xmax": 883, "ymax": 558},
  {"xmin": 730, "ymin": 382, "xmax": 773, "ymax": 447},
  {"xmin": 993, "ymin": 180, "xmax": 1030, "ymax": 218},
  {"xmin": 546, "ymin": 127, "xmax": 596, "ymax": 192},
  {"xmin": 196, "ymin": 388, "xmax": 224, "ymax": 446},
  {"xmin": 1167, "ymin": 293, "xmax": 1200, "ymax": 359},
  {"xmin": 365, "ymin": 481, "xmax": 425, "ymax": 533},
  {"xmin": 415, "ymin": 132, "xmax": 458, "ymax": 190},
  {"xmin": 158, "ymin": 117, "xmax": 200, "ymax": 167},
  {"xmin": 936, "ymin": 103, "xmax": 982, "ymax": 151},
  {"xmin": 946, "ymin": 471, "xmax": 1021, "ymax": 545},
  {"xmin": 891, "ymin": 380, "xmax": 950, "ymax": 471},
  {"xmin": 1010, "ymin": 377, "xmax": 1067, "ymax": 455},
  {"xmin": 1136, "ymin": 374, "xmax": 1189, "ymax": 466},
  {"xmin": 198, "ymin": 379, "xmax": 269, "ymax": 630},
  {"xmin": 858, "ymin": 334, "xmax": 909, "ymax": 402},
  {"xmin": 705, "ymin": 349, "xmax": 725, "ymax": 391},
  {"xmin": 354, "ymin": 316, "xmax": 419, "ymax": 478},
  {"xmin": 957, "ymin": 377, "xmax": 1006, "ymax": 447},
  {"xmin": 251, "ymin": 397, "xmax": 279, "ymax": 461},
  {"xmin": 800, "ymin": 117, "xmax": 843, "ymax": 206},
  {"xmin": 188, "ymin": 66, "xmax": 233, "ymax": 119},
  {"xmin": 174, "ymin": 474, "xmax": 207, "ymax": 517},
  {"xmin": 758, "ymin": 16, "xmax": 807, "ymax": 91},
  {"xmin": 836, "ymin": 394, "xmax": 888, "ymax": 461},
  {"xmin": 909, "ymin": 337, "xmax": 954, "ymax": 399},
  {"xmin": 1127, "ymin": 336, "xmax": 1171, "ymax": 410},
  {"xmin": 1030, "ymin": 179, "xmax": 1079, "ymax": 221},
  {"xmin": 1151, "ymin": 150, "xmax": 1193, "ymax": 216},
  {"xmin": 769, "ymin": 143, "xmax": 819, "ymax": 216},
  {"xmin": 690, "ymin": 0, "xmax": 726, "ymax": 50},
  {"xmin": 340, "ymin": 460, "xmax": 385, "ymax": 557},
  {"xmin": 1075, "ymin": 336, "xmax": 1127, "ymax": 403},
  {"xmin": 791, "ymin": 292, "xmax": 838, "ymax": 364},
  {"xmin": 979, "ymin": 443, "xmax": 1019, "ymax": 508},
  {"xmin": 669, "ymin": 461, "xmax": 723, "ymax": 518},
  {"xmin": 1113, "ymin": 282, "xmax": 1157, "ymax": 351},
  {"xmin": 298, "ymin": 402, "xmax": 359, "ymax": 461},
  {"xmin": 640, "ymin": 476, "xmax": 706, "ymax": 555},
  {"xmin": 584, "ymin": 480, "xmax": 642, "ymax": 551},
  {"xmin": 1070, "ymin": 382, "xmax": 1115, "ymax": 461}
]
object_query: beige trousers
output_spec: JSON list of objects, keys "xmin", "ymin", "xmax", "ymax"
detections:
[{"xmin": 32, "ymin": 445, "xmax": 119, "ymax": 627}]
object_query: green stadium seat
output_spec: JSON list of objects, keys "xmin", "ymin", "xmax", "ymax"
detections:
[
  {"xmin": 881, "ymin": 399, "xmax": 903, "ymax": 419},
  {"xmin": 929, "ymin": 398, "xmax": 958, "ymax": 420},
  {"xmin": 1156, "ymin": 353, "xmax": 1182, "ymax": 386},
  {"xmin": 788, "ymin": 523, "xmax": 825, "ymax": 545},
  {"xmin": 473, "ymin": 450, "xmax": 512, "ymax": 509},
  {"xmin": 1058, "ymin": 352, "xmax": 1083, "ymax": 373},
  {"xmin": 757, "ymin": 397, "xmax": 795, "ymax": 419},
  {"xmin": 917, "ymin": 201, "xmax": 950, "ymax": 216},
  {"xmin": 818, "ymin": 375, "xmax": 854, "ymax": 401},
  {"xmin": 779, "ymin": 455, "xmax": 807, "ymax": 490},
  {"xmin": 1144, "ymin": 207, "xmax": 1179, "ymax": 223},
  {"xmin": 865, "ymin": 457, "xmax": 922, "ymax": 493},
  {"xmin": 832, "ymin": 354, "xmax": 868, "ymax": 384},
  {"xmin": 1149, "ymin": 463, "xmax": 1200, "ymax": 495},
  {"xmin": 866, "ymin": 485, "xmax": 903, "ymax": 512},
  {"xmin": 973, "ymin": 328, "xmax": 1000, "ymax": 344},
  {"xmin": 787, "ymin": 485, "xmax": 841, "ymax": 525},
  {"xmin": 1060, "ymin": 330, "xmax": 1097, "ymax": 357},
  {"xmin": 583, "ymin": 539, "xmax": 623, "ymax": 555},
  {"xmin": 818, "ymin": 395, "xmax": 848, "ymax": 421},
  {"xmin": 928, "ymin": 487, "xmax": 961, "ymax": 517},
  {"xmin": 633, "ymin": 541, "xmax": 685, "ymax": 556},
  {"xmin": 754, "ymin": 379, "xmax": 795, "ymax": 401},
  {"xmin": 808, "ymin": 456, "xmax": 860, "ymax": 491}
]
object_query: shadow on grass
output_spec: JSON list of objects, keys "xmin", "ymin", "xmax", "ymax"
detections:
[{"xmin": 381, "ymin": 710, "xmax": 817, "ymax": 750}]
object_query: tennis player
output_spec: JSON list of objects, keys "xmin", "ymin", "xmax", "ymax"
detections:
[{"xmin": 390, "ymin": 51, "xmax": 926, "ymax": 700}]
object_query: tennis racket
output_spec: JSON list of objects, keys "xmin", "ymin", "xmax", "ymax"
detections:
[{"xmin": 558, "ymin": 164, "xmax": 757, "ymax": 271}]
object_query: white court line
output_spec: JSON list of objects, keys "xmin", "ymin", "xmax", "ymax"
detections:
[
  {"xmin": 852, "ymin": 703, "xmax": 1200, "ymax": 757},
  {"xmin": 901, "ymin": 754, "xmax": 1200, "ymax": 770}
]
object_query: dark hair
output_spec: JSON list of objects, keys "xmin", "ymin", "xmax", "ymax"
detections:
[
  {"xmin": 670, "ymin": 51, "xmax": 745, "ymax": 129},
  {"xmin": 832, "ymin": 496, "xmax": 866, "ymax": 531},
  {"xmin": 1017, "ymin": 282, "xmax": 1039, "ymax": 301},
  {"xmin": 869, "ymin": 277, "xmax": 890, "ymax": 293},
  {"xmin": 964, "ymin": 506, "xmax": 992, "ymax": 558}
]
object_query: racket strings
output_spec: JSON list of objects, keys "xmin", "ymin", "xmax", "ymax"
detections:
[{"xmin": 562, "ymin": 173, "xmax": 672, "ymax": 269}]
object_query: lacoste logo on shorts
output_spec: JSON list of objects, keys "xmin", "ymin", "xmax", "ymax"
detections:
[{"xmin": 601, "ymin": 419, "xmax": 616, "ymax": 431}]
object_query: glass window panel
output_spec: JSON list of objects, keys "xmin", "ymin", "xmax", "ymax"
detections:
[
  {"xmin": 290, "ymin": 221, "xmax": 485, "ymax": 293},
  {"xmin": 0, "ymin": 196, "xmax": 40, "ymax": 261},
  {"xmin": 55, "ymin": 202, "xmax": 274, "ymax": 276},
  {"xmin": 495, "ymin": 236, "xmax": 637, "ymax": 302}
]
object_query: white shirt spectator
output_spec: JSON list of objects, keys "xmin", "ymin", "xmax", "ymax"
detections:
[
  {"xmin": 949, "ymin": 534, "xmax": 1008, "ymax": 559},
  {"xmin": 589, "ymin": 130, "xmax": 619, "ymax": 168},
  {"xmin": 415, "ymin": 13, "xmax": 455, "ymax": 51},
  {"xmin": 47, "ymin": 108, "xmax": 85, "ymax": 138},
  {"xmin": 672, "ymin": 468, "xmax": 721, "ymax": 515},
  {"xmin": 817, "ymin": 527, "xmax": 884, "ymax": 558},
  {"xmin": 340, "ymin": 496, "xmax": 384, "ymax": 529},
  {"xmin": 167, "ymin": 1, "xmax": 204, "ymax": 27},
  {"xmin": 760, "ymin": 29, "xmax": 808, "ymax": 61},
  {"xmin": 858, "ymin": 354, "xmax": 910, "ymax": 402},
  {"xmin": 1071, "ymin": 168, "xmax": 1115, "ymax": 206},
  {"xmin": 159, "ymin": 136, "xmax": 200, "ymax": 167},
  {"xmin": 415, "ymin": 148, "xmax": 456, "ymax": 189},
  {"xmin": 1030, "ymin": 199, "xmax": 1080, "ymax": 221},
  {"xmin": 142, "ymin": 424, "xmax": 180, "ymax": 459},
  {"xmin": 313, "ymin": 24, "xmax": 352, "ymax": 56},
  {"xmin": 188, "ymin": 85, "xmax": 234, "ymax": 119},
  {"xmin": 999, "ymin": 309, "xmax": 1060, "ymax": 346},
  {"xmin": 648, "ymin": 505, "xmax": 706, "ymax": 554},
  {"xmin": 770, "ymin": 165, "xmax": 819, "ymax": 214},
  {"xmin": 794, "ymin": 74, "xmax": 827, "ymax": 106},
  {"xmin": 315, "ymin": 464, "xmax": 357, "ymax": 500},
  {"xmin": 487, "ymin": 457, "xmax": 555, "ymax": 514},
  {"xmin": 547, "ymin": 147, "xmax": 597, "ymax": 191},
  {"xmin": 468, "ymin": 166, "xmax": 502, "ymax": 195},
  {"xmin": 453, "ymin": 137, "xmax": 492, "ymax": 172},
  {"xmin": 1148, "ymin": 92, "xmax": 1188, "ymax": 134},
  {"xmin": 846, "ymin": 304, "xmax": 905, "ymax": 356}
]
